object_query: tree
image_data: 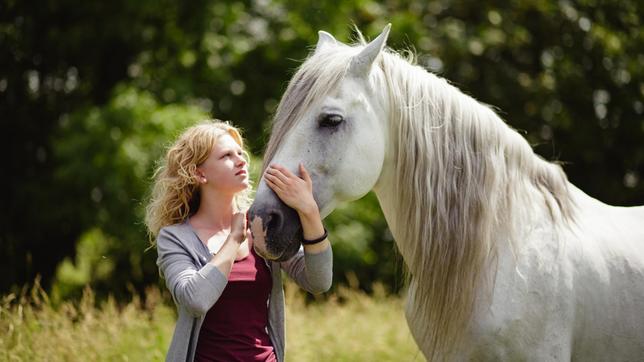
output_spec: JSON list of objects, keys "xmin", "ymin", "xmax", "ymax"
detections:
[{"xmin": 1, "ymin": 0, "xmax": 641, "ymax": 297}]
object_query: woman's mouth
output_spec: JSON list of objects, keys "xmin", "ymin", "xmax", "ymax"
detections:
[{"xmin": 235, "ymin": 169, "xmax": 247, "ymax": 176}]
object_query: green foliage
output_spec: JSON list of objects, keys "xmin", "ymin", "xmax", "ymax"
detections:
[
  {"xmin": 325, "ymin": 193, "xmax": 405, "ymax": 293},
  {"xmin": 1, "ymin": 0, "xmax": 642, "ymax": 297},
  {"xmin": 52, "ymin": 228, "xmax": 115, "ymax": 302},
  {"xmin": 51, "ymin": 85, "xmax": 209, "ymax": 297}
]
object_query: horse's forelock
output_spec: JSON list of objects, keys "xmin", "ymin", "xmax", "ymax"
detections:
[{"xmin": 262, "ymin": 46, "xmax": 358, "ymax": 172}]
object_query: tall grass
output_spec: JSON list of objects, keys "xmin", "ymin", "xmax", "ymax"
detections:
[
  {"xmin": 0, "ymin": 280, "xmax": 174, "ymax": 361},
  {"xmin": 1, "ymin": 280, "xmax": 422, "ymax": 361},
  {"xmin": 284, "ymin": 282, "xmax": 423, "ymax": 361}
]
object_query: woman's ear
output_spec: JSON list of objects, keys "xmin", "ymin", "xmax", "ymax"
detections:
[{"xmin": 194, "ymin": 168, "xmax": 207, "ymax": 184}]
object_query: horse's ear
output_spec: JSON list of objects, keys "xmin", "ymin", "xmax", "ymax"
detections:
[
  {"xmin": 349, "ymin": 23, "xmax": 391, "ymax": 78},
  {"xmin": 315, "ymin": 31, "xmax": 337, "ymax": 53}
]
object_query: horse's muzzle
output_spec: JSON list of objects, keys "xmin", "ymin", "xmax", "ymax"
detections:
[{"xmin": 249, "ymin": 190, "xmax": 302, "ymax": 262}]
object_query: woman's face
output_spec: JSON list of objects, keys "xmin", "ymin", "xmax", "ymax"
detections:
[{"xmin": 197, "ymin": 133, "xmax": 249, "ymax": 194}]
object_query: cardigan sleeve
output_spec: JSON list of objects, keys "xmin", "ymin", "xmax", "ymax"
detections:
[
  {"xmin": 279, "ymin": 245, "xmax": 333, "ymax": 294},
  {"xmin": 156, "ymin": 227, "xmax": 228, "ymax": 317}
]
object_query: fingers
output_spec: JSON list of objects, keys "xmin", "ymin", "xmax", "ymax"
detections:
[
  {"xmin": 232, "ymin": 212, "xmax": 246, "ymax": 231},
  {"xmin": 266, "ymin": 165, "xmax": 290, "ymax": 184},
  {"xmin": 265, "ymin": 163, "xmax": 312, "ymax": 194},
  {"xmin": 299, "ymin": 163, "xmax": 312, "ymax": 184},
  {"xmin": 270, "ymin": 164, "xmax": 296, "ymax": 178},
  {"xmin": 232, "ymin": 211, "xmax": 245, "ymax": 223},
  {"xmin": 266, "ymin": 164, "xmax": 297, "ymax": 191},
  {"xmin": 268, "ymin": 164, "xmax": 304, "ymax": 185},
  {"xmin": 264, "ymin": 173, "xmax": 284, "ymax": 191}
]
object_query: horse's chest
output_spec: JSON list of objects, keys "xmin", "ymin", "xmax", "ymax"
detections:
[{"xmin": 463, "ymin": 241, "xmax": 576, "ymax": 359}]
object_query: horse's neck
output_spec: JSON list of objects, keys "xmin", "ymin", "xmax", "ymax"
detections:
[{"xmin": 372, "ymin": 162, "xmax": 412, "ymax": 259}]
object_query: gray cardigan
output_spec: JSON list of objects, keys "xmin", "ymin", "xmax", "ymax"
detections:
[{"xmin": 156, "ymin": 221, "xmax": 333, "ymax": 362}]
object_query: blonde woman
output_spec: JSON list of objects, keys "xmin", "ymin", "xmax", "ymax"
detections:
[{"xmin": 145, "ymin": 120, "xmax": 332, "ymax": 362}]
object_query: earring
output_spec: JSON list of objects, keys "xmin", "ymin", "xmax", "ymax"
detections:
[{"xmin": 202, "ymin": 177, "xmax": 207, "ymax": 184}]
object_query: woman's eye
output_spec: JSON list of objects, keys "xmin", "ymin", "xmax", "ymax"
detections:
[{"xmin": 318, "ymin": 113, "xmax": 344, "ymax": 128}]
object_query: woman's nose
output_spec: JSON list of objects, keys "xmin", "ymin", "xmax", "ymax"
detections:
[{"xmin": 236, "ymin": 156, "xmax": 246, "ymax": 167}]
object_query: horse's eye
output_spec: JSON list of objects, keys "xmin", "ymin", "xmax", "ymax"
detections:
[{"xmin": 318, "ymin": 113, "xmax": 344, "ymax": 128}]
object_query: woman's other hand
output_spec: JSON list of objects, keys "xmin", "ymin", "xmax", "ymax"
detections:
[{"xmin": 229, "ymin": 212, "xmax": 247, "ymax": 243}]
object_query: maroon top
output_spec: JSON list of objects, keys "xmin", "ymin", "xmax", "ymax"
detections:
[{"xmin": 195, "ymin": 244, "xmax": 276, "ymax": 362}]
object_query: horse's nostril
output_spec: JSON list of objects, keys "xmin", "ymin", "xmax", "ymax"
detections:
[{"xmin": 267, "ymin": 210, "xmax": 284, "ymax": 232}]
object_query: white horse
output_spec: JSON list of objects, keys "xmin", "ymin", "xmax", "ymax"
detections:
[{"xmin": 248, "ymin": 24, "xmax": 644, "ymax": 361}]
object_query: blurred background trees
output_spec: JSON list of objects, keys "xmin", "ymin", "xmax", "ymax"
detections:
[{"xmin": 2, "ymin": 0, "xmax": 642, "ymax": 300}]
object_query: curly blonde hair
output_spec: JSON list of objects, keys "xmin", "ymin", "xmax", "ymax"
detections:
[{"xmin": 145, "ymin": 120, "xmax": 252, "ymax": 239}]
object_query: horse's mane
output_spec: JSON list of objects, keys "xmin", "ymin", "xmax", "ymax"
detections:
[
  {"xmin": 376, "ymin": 49, "xmax": 575, "ymax": 358},
  {"xmin": 265, "ymin": 36, "xmax": 575, "ymax": 359}
]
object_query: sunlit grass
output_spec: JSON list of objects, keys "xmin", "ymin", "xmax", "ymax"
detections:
[
  {"xmin": 0, "ymin": 281, "xmax": 174, "ymax": 362},
  {"xmin": 285, "ymin": 282, "xmax": 423, "ymax": 361},
  {"xmin": 1, "ymin": 280, "xmax": 422, "ymax": 361}
]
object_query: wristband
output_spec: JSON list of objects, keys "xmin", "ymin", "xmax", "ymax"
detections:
[{"xmin": 302, "ymin": 228, "xmax": 328, "ymax": 245}]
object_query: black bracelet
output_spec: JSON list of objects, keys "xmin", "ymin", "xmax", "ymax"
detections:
[{"xmin": 302, "ymin": 228, "xmax": 328, "ymax": 245}]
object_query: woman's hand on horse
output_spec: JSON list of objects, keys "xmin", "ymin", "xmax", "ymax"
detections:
[{"xmin": 264, "ymin": 163, "xmax": 318, "ymax": 217}]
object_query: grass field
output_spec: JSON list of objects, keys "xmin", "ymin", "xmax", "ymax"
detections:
[{"xmin": 0, "ymin": 281, "xmax": 423, "ymax": 361}]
